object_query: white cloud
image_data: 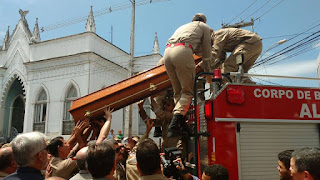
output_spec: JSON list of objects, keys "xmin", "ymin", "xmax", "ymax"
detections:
[
  {"xmin": 249, "ymin": 59, "xmax": 320, "ymax": 87},
  {"xmin": 251, "ymin": 59, "xmax": 317, "ymax": 77},
  {"xmin": 313, "ymin": 39, "xmax": 320, "ymax": 49}
]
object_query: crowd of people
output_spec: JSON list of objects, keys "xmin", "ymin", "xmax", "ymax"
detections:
[
  {"xmin": 1, "ymin": 104, "xmax": 320, "ymax": 180},
  {"xmin": 0, "ymin": 106, "xmax": 227, "ymax": 180},
  {"xmin": 1, "ymin": 13, "xmax": 320, "ymax": 180}
]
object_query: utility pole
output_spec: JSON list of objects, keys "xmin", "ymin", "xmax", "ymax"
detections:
[
  {"xmin": 111, "ymin": 25, "xmax": 113, "ymax": 44},
  {"xmin": 125, "ymin": 0, "xmax": 135, "ymax": 138},
  {"xmin": 222, "ymin": 18, "xmax": 255, "ymax": 31}
]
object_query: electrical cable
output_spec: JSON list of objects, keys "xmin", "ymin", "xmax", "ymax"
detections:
[
  {"xmin": 254, "ymin": 0, "xmax": 285, "ymax": 21},
  {"xmin": 268, "ymin": 40, "xmax": 320, "ymax": 66},
  {"xmin": 41, "ymin": 0, "xmax": 169, "ymax": 32},
  {"xmin": 255, "ymin": 20, "xmax": 320, "ymax": 62},
  {"xmin": 255, "ymin": 29, "xmax": 320, "ymax": 65},
  {"xmin": 253, "ymin": 30, "xmax": 320, "ymax": 71},
  {"xmin": 263, "ymin": 32, "xmax": 317, "ymax": 40},
  {"xmin": 243, "ymin": 0, "xmax": 272, "ymax": 21},
  {"xmin": 252, "ymin": 77, "xmax": 283, "ymax": 86},
  {"xmin": 254, "ymin": 38, "xmax": 319, "ymax": 70},
  {"xmin": 225, "ymin": 0, "xmax": 258, "ymax": 25}
]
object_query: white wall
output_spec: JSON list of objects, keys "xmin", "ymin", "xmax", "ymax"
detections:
[{"xmin": 0, "ymin": 21, "xmax": 158, "ymax": 139}]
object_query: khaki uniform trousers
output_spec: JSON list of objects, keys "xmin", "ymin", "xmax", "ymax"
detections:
[
  {"xmin": 161, "ymin": 119, "xmax": 180, "ymax": 149},
  {"xmin": 143, "ymin": 117, "xmax": 179, "ymax": 150},
  {"xmin": 222, "ymin": 39, "xmax": 262, "ymax": 83},
  {"xmin": 164, "ymin": 46, "xmax": 195, "ymax": 116}
]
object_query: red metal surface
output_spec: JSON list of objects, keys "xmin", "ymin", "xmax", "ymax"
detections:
[
  {"xmin": 195, "ymin": 105, "xmax": 201, "ymax": 178},
  {"xmin": 207, "ymin": 118, "xmax": 239, "ymax": 180},
  {"xmin": 206, "ymin": 84, "xmax": 320, "ymax": 180},
  {"xmin": 69, "ymin": 55, "xmax": 202, "ymax": 122},
  {"xmin": 214, "ymin": 84, "xmax": 320, "ymax": 120}
]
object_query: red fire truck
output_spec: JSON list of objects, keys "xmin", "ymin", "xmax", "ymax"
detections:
[
  {"xmin": 69, "ymin": 56, "xmax": 320, "ymax": 180},
  {"xmin": 191, "ymin": 80, "xmax": 320, "ymax": 179}
]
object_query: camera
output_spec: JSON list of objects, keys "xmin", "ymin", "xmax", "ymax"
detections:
[{"xmin": 161, "ymin": 147, "xmax": 183, "ymax": 179}]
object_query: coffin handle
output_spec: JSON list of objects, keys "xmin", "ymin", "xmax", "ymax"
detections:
[{"xmin": 149, "ymin": 83, "xmax": 157, "ymax": 91}]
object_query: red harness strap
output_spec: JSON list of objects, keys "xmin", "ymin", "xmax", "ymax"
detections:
[{"xmin": 166, "ymin": 43, "xmax": 193, "ymax": 50}]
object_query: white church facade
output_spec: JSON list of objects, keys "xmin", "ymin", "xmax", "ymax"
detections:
[{"xmin": 0, "ymin": 8, "xmax": 161, "ymax": 141}]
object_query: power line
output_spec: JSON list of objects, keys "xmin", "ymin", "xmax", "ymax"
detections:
[
  {"xmin": 268, "ymin": 40, "xmax": 320, "ymax": 66},
  {"xmin": 254, "ymin": 0, "xmax": 285, "ymax": 21},
  {"xmin": 255, "ymin": 33, "xmax": 320, "ymax": 68},
  {"xmin": 225, "ymin": 0, "xmax": 258, "ymax": 25},
  {"xmin": 243, "ymin": 0, "xmax": 272, "ymax": 21},
  {"xmin": 253, "ymin": 29, "xmax": 320, "ymax": 70},
  {"xmin": 255, "ymin": 36, "xmax": 314, "ymax": 68},
  {"xmin": 263, "ymin": 32, "xmax": 317, "ymax": 40},
  {"xmin": 285, "ymin": 21, "xmax": 320, "ymax": 43},
  {"xmin": 254, "ymin": 20, "xmax": 320, "ymax": 68},
  {"xmin": 41, "ymin": 0, "xmax": 169, "ymax": 32},
  {"xmin": 252, "ymin": 77, "xmax": 283, "ymax": 86}
]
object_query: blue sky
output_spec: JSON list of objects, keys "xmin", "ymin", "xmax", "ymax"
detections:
[{"xmin": 1, "ymin": 0, "xmax": 320, "ymax": 87}]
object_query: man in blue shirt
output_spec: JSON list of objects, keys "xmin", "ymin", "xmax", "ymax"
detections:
[{"xmin": 4, "ymin": 132, "xmax": 48, "ymax": 180}]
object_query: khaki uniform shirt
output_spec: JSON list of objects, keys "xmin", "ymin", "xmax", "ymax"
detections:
[
  {"xmin": 212, "ymin": 28, "xmax": 262, "ymax": 59},
  {"xmin": 113, "ymin": 163, "xmax": 126, "ymax": 180},
  {"xmin": 138, "ymin": 98, "xmax": 179, "ymax": 149},
  {"xmin": 126, "ymin": 130, "xmax": 149, "ymax": 179},
  {"xmin": 139, "ymin": 174, "xmax": 167, "ymax": 180},
  {"xmin": 126, "ymin": 154, "xmax": 140, "ymax": 180},
  {"xmin": 150, "ymin": 100, "xmax": 179, "ymax": 149},
  {"xmin": 50, "ymin": 156, "xmax": 78, "ymax": 179},
  {"xmin": 167, "ymin": 21, "xmax": 212, "ymax": 60}
]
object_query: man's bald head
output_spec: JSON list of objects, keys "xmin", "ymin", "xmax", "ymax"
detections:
[
  {"xmin": 0, "ymin": 147, "xmax": 17, "ymax": 174},
  {"xmin": 76, "ymin": 146, "xmax": 88, "ymax": 170},
  {"xmin": 76, "ymin": 146, "xmax": 88, "ymax": 160}
]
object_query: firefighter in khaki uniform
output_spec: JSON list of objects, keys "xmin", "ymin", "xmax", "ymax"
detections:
[
  {"xmin": 212, "ymin": 28, "xmax": 262, "ymax": 83},
  {"xmin": 164, "ymin": 13, "xmax": 212, "ymax": 137},
  {"xmin": 138, "ymin": 95, "xmax": 179, "ymax": 150}
]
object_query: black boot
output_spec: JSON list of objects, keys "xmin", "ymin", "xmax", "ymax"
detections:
[
  {"xmin": 180, "ymin": 119, "xmax": 194, "ymax": 137},
  {"xmin": 167, "ymin": 114, "xmax": 184, "ymax": 137},
  {"xmin": 153, "ymin": 127, "xmax": 162, "ymax": 137}
]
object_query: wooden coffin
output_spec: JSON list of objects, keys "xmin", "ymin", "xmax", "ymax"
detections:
[{"xmin": 69, "ymin": 55, "xmax": 202, "ymax": 122}]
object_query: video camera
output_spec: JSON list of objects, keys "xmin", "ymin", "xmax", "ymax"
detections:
[{"xmin": 161, "ymin": 147, "xmax": 183, "ymax": 179}]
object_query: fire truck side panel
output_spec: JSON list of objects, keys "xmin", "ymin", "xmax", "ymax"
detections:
[
  {"xmin": 237, "ymin": 122, "xmax": 319, "ymax": 180},
  {"xmin": 206, "ymin": 84, "xmax": 320, "ymax": 180},
  {"xmin": 213, "ymin": 84, "xmax": 320, "ymax": 120},
  {"xmin": 207, "ymin": 119, "xmax": 239, "ymax": 180}
]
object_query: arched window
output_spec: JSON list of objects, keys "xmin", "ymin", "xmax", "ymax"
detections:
[
  {"xmin": 33, "ymin": 89, "xmax": 47, "ymax": 133},
  {"xmin": 63, "ymin": 85, "xmax": 78, "ymax": 135}
]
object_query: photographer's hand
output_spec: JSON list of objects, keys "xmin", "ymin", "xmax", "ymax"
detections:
[
  {"xmin": 174, "ymin": 158, "xmax": 197, "ymax": 180},
  {"xmin": 174, "ymin": 158, "xmax": 186, "ymax": 171}
]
